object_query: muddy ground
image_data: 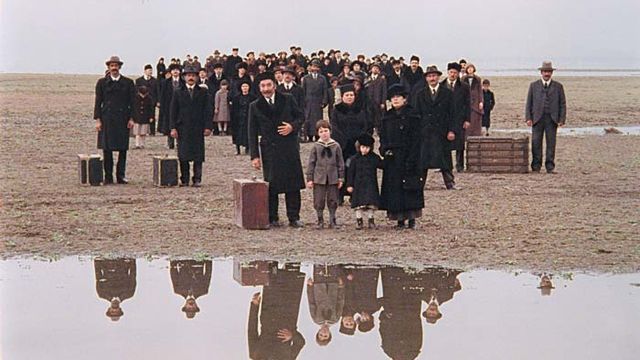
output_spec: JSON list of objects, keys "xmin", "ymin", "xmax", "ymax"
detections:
[{"xmin": 0, "ymin": 74, "xmax": 638, "ymax": 273}]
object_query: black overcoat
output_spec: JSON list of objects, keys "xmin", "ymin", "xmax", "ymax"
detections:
[
  {"xmin": 230, "ymin": 93, "xmax": 256, "ymax": 147},
  {"xmin": 248, "ymin": 92, "xmax": 305, "ymax": 193},
  {"xmin": 170, "ymin": 260, "xmax": 212, "ymax": 300},
  {"xmin": 158, "ymin": 76, "xmax": 185, "ymax": 134},
  {"xmin": 412, "ymin": 85, "xmax": 455, "ymax": 170},
  {"xmin": 331, "ymin": 101, "xmax": 372, "ymax": 161},
  {"xmin": 346, "ymin": 152, "xmax": 382, "ymax": 208},
  {"xmin": 94, "ymin": 258, "xmax": 136, "ymax": 302},
  {"xmin": 441, "ymin": 79, "xmax": 470, "ymax": 151},
  {"xmin": 379, "ymin": 105, "xmax": 425, "ymax": 213},
  {"xmin": 169, "ymin": 84, "xmax": 214, "ymax": 162},
  {"xmin": 93, "ymin": 76, "xmax": 135, "ymax": 151}
]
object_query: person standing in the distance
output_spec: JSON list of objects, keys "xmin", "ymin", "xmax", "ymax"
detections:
[
  {"xmin": 412, "ymin": 65, "xmax": 457, "ymax": 189},
  {"xmin": 230, "ymin": 80, "xmax": 256, "ymax": 155},
  {"xmin": 525, "ymin": 61, "xmax": 566, "ymax": 173},
  {"xmin": 93, "ymin": 56, "xmax": 135, "ymax": 184},
  {"xmin": 442, "ymin": 62, "xmax": 470, "ymax": 174},
  {"xmin": 482, "ymin": 79, "xmax": 495, "ymax": 136},
  {"xmin": 156, "ymin": 57, "xmax": 166, "ymax": 81},
  {"xmin": 135, "ymin": 64, "xmax": 158, "ymax": 135},
  {"xmin": 365, "ymin": 62, "xmax": 387, "ymax": 132},
  {"xmin": 301, "ymin": 59, "xmax": 328, "ymax": 142},
  {"xmin": 169, "ymin": 66, "xmax": 214, "ymax": 187},
  {"xmin": 248, "ymin": 71, "xmax": 306, "ymax": 228},
  {"xmin": 158, "ymin": 63, "xmax": 184, "ymax": 149},
  {"xmin": 461, "ymin": 63, "xmax": 484, "ymax": 138}
]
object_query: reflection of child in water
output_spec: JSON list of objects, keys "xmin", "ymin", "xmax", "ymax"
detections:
[{"xmin": 307, "ymin": 274, "xmax": 345, "ymax": 346}]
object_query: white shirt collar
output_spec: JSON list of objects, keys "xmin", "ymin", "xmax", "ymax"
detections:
[
  {"xmin": 430, "ymin": 83, "xmax": 440, "ymax": 93},
  {"xmin": 110, "ymin": 74, "xmax": 121, "ymax": 81},
  {"xmin": 172, "ymin": 76, "xmax": 180, "ymax": 82},
  {"xmin": 265, "ymin": 93, "xmax": 275, "ymax": 103},
  {"xmin": 187, "ymin": 84, "xmax": 195, "ymax": 90},
  {"xmin": 542, "ymin": 78, "xmax": 551, "ymax": 86}
]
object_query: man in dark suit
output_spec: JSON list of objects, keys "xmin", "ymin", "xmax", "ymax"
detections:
[
  {"xmin": 248, "ymin": 71, "xmax": 305, "ymax": 228},
  {"xmin": 208, "ymin": 62, "xmax": 226, "ymax": 96},
  {"xmin": 224, "ymin": 47, "xmax": 243, "ymax": 78},
  {"xmin": 135, "ymin": 64, "xmax": 158, "ymax": 135},
  {"xmin": 158, "ymin": 64, "xmax": 183, "ymax": 149},
  {"xmin": 404, "ymin": 55, "xmax": 425, "ymax": 98},
  {"xmin": 94, "ymin": 258, "xmax": 136, "ymax": 321},
  {"xmin": 277, "ymin": 67, "xmax": 305, "ymax": 110},
  {"xmin": 525, "ymin": 61, "xmax": 567, "ymax": 173},
  {"xmin": 301, "ymin": 59, "xmax": 328, "ymax": 142},
  {"xmin": 387, "ymin": 59, "xmax": 410, "ymax": 94},
  {"xmin": 442, "ymin": 62, "xmax": 471, "ymax": 173},
  {"xmin": 93, "ymin": 55, "xmax": 135, "ymax": 184},
  {"xmin": 170, "ymin": 260, "xmax": 212, "ymax": 319},
  {"xmin": 169, "ymin": 65, "xmax": 214, "ymax": 187},
  {"xmin": 412, "ymin": 65, "xmax": 457, "ymax": 190},
  {"xmin": 365, "ymin": 63, "xmax": 387, "ymax": 131}
]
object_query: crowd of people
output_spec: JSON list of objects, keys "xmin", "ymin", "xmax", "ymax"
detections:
[{"xmin": 93, "ymin": 48, "xmax": 566, "ymax": 230}]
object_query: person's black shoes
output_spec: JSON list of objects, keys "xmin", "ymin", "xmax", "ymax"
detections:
[
  {"xmin": 116, "ymin": 178, "xmax": 129, "ymax": 184},
  {"xmin": 316, "ymin": 217, "xmax": 325, "ymax": 230},
  {"xmin": 192, "ymin": 182, "xmax": 202, "ymax": 188},
  {"xmin": 396, "ymin": 220, "xmax": 406, "ymax": 229},
  {"xmin": 408, "ymin": 219, "xmax": 416, "ymax": 229},
  {"xmin": 289, "ymin": 220, "xmax": 304, "ymax": 228},
  {"xmin": 269, "ymin": 221, "xmax": 282, "ymax": 228}
]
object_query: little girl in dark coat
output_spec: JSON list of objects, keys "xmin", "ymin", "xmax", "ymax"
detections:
[{"xmin": 346, "ymin": 133, "xmax": 382, "ymax": 230}]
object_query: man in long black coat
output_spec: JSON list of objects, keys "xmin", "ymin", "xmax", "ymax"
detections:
[
  {"xmin": 94, "ymin": 258, "xmax": 136, "ymax": 321},
  {"xmin": 364, "ymin": 63, "xmax": 387, "ymax": 131},
  {"xmin": 248, "ymin": 263, "xmax": 306, "ymax": 360},
  {"xmin": 248, "ymin": 71, "xmax": 305, "ymax": 228},
  {"xmin": 135, "ymin": 64, "xmax": 158, "ymax": 135},
  {"xmin": 277, "ymin": 67, "xmax": 305, "ymax": 110},
  {"xmin": 93, "ymin": 56, "xmax": 135, "ymax": 184},
  {"xmin": 169, "ymin": 66, "xmax": 214, "ymax": 187},
  {"xmin": 224, "ymin": 48, "xmax": 243, "ymax": 79},
  {"xmin": 207, "ymin": 63, "xmax": 226, "ymax": 96},
  {"xmin": 170, "ymin": 260, "xmax": 213, "ymax": 319},
  {"xmin": 412, "ymin": 65, "xmax": 457, "ymax": 189},
  {"xmin": 158, "ymin": 64, "xmax": 184, "ymax": 149},
  {"xmin": 442, "ymin": 62, "xmax": 471, "ymax": 173}
]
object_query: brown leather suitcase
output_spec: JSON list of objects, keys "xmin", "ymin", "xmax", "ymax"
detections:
[
  {"xmin": 233, "ymin": 260, "xmax": 277, "ymax": 286},
  {"xmin": 466, "ymin": 136, "xmax": 529, "ymax": 173},
  {"xmin": 153, "ymin": 155, "xmax": 178, "ymax": 187},
  {"xmin": 233, "ymin": 178, "xmax": 269, "ymax": 230},
  {"xmin": 78, "ymin": 154, "xmax": 103, "ymax": 186}
]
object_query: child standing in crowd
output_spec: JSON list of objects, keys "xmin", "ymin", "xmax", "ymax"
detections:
[
  {"xmin": 346, "ymin": 133, "xmax": 382, "ymax": 230},
  {"xmin": 132, "ymin": 85, "xmax": 154, "ymax": 149},
  {"xmin": 306, "ymin": 120, "xmax": 345, "ymax": 229},
  {"xmin": 482, "ymin": 79, "xmax": 496, "ymax": 136},
  {"xmin": 213, "ymin": 80, "xmax": 230, "ymax": 135}
]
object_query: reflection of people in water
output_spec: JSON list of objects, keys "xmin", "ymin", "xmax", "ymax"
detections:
[
  {"xmin": 307, "ymin": 264, "xmax": 345, "ymax": 346},
  {"xmin": 342, "ymin": 265, "xmax": 382, "ymax": 335},
  {"xmin": 418, "ymin": 267, "xmax": 462, "ymax": 325},
  {"xmin": 248, "ymin": 263, "xmax": 306, "ymax": 360},
  {"xmin": 94, "ymin": 258, "xmax": 136, "ymax": 322},
  {"xmin": 538, "ymin": 274, "xmax": 555, "ymax": 296},
  {"xmin": 379, "ymin": 267, "xmax": 424, "ymax": 360},
  {"xmin": 170, "ymin": 260, "xmax": 213, "ymax": 319}
]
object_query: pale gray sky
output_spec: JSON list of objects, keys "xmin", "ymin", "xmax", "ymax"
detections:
[{"xmin": 1, "ymin": 0, "xmax": 639, "ymax": 74}]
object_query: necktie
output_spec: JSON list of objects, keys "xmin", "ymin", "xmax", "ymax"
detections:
[
  {"xmin": 268, "ymin": 97, "xmax": 273, "ymax": 105},
  {"xmin": 432, "ymin": 88, "xmax": 437, "ymax": 95},
  {"xmin": 544, "ymin": 82, "xmax": 549, "ymax": 89},
  {"xmin": 188, "ymin": 87, "xmax": 193, "ymax": 98},
  {"xmin": 450, "ymin": 81, "xmax": 455, "ymax": 90},
  {"xmin": 313, "ymin": 73, "xmax": 317, "ymax": 80}
]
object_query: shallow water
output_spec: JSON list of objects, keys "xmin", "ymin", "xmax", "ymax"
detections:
[{"xmin": 1, "ymin": 257, "xmax": 638, "ymax": 360}]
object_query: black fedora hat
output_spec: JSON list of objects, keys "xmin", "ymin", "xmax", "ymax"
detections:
[
  {"xmin": 424, "ymin": 65, "xmax": 443, "ymax": 76},
  {"xmin": 387, "ymin": 84, "xmax": 408, "ymax": 100}
]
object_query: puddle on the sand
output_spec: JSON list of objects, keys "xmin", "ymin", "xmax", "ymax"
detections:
[
  {"xmin": 495, "ymin": 124, "xmax": 640, "ymax": 136},
  {"xmin": 1, "ymin": 258, "xmax": 638, "ymax": 360}
]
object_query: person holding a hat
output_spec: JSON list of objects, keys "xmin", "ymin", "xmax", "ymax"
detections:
[
  {"xmin": 277, "ymin": 67, "xmax": 305, "ymax": 112},
  {"xmin": 248, "ymin": 71, "xmax": 306, "ymax": 228},
  {"xmin": 93, "ymin": 55, "xmax": 136, "ymax": 184},
  {"xmin": 379, "ymin": 84, "xmax": 425, "ymax": 229},
  {"xmin": 301, "ymin": 59, "xmax": 328, "ymax": 142},
  {"xmin": 158, "ymin": 63, "xmax": 184, "ymax": 149},
  {"xmin": 135, "ymin": 64, "xmax": 159, "ymax": 135},
  {"xmin": 365, "ymin": 62, "xmax": 387, "ymax": 131},
  {"xmin": 412, "ymin": 65, "xmax": 457, "ymax": 190},
  {"xmin": 443, "ymin": 62, "xmax": 471, "ymax": 173},
  {"xmin": 170, "ymin": 260, "xmax": 212, "ymax": 319},
  {"xmin": 169, "ymin": 65, "xmax": 214, "ymax": 187},
  {"xmin": 525, "ymin": 61, "xmax": 566, "ymax": 173}
]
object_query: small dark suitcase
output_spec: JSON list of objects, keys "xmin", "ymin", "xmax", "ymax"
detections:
[
  {"xmin": 78, "ymin": 154, "xmax": 103, "ymax": 186},
  {"xmin": 153, "ymin": 155, "xmax": 179, "ymax": 187},
  {"xmin": 466, "ymin": 136, "xmax": 529, "ymax": 173},
  {"xmin": 233, "ymin": 260, "xmax": 277, "ymax": 286},
  {"xmin": 233, "ymin": 178, "xmax": 269, "ymax": 230}
]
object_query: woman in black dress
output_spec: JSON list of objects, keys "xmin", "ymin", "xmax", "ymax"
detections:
[{"xmin": 230, "ymin": 80, "xmax": 256, "ymax": 154}]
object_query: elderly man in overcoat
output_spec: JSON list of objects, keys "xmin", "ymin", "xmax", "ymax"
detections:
[
  {"xmin": 93, "ymin": 55, "xmax": 135, "ymax": 184},
  {"xmin": 248, "ymin": 71, "xmax": 305, "ymax": 228}
]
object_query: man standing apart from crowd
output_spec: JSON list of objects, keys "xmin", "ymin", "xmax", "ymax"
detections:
[
  {"xmin": 93, "ymin": 56, "xmax": 135, "ymax": 184},
  {"xmin": 525, "ymin": 61, "xmax": 566, "ymax": 173},
  {"xmin": 248, "ymin": 72, "xmax": 306, "ymax": 228},
  {"xmin": 302, "ymin": 59, "xmax": 328, "ymax": 142}
]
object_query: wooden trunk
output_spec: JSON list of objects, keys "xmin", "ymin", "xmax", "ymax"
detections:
[
  {"xmin": 153, "ymin": 155, "xmax": 178, "ymax": 187},
  {"xmin": 466, "ymin": 136, "xmax": 529, "ymax": 173},
  {"xmin": 233, "ymin": 178, "xmax": 269, "ymax": 230},
  {"xmin": 233, "ymin": 260, "xmax": 277, "ymax": 286},
  {"xmin": 77, "ymin": 154, "xmax": 103, "ymax": 186}
]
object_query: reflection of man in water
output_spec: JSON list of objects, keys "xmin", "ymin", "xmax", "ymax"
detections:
[
  {"xmin": 419, "ymin": 267, "xmax": 462, "ymax": 325},
  {"xmin": 170, "ymin": 260, "xmax": 213, "ymax": 319},
  {"xmin": 538, "ymin": 274, "xmax": 554, "ymax": 296},
  {"xmin": 94, "ymin": 258, "xmax": 137, "ymax": 321},
  {"xmin": 248, "ymin": 263, "xmax": 306, "ymax": 360},
  {"xmin": 341, "ymin": 265, "xmax": 382, "ymax": 335}
]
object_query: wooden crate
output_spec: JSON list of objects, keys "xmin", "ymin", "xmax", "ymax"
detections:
[
  {"xmin": 233, "ymin": 178, "xmax": 269, "ymax": 230},
  {"xmin": 466, "ymin": 136, "xmax": 529, "ymax": 173}
]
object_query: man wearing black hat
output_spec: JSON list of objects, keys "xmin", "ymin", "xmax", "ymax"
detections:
[
  {"xmin": 442, "ymin": 62, "xmax": 470, "ymax": 173},
  {"xmin": 404, "ymin": 55, "xmax": 425, "ymax": 98},
  {"xmin": 248, "ymin": 71, "xmax": 306, "ymax": 228},
  {"xmin": 387, "ymin": 59, "xmax": 410, "ymax": 94},
  {"xmin": 412, "ymin": 65, "xmax": 457, "ymax": 189},
  {"xmin": 169, "ymin": 65, "xmax": 214, "ymax": 187},
  {"xmin": 301, "ymin": 59, "xmax": 328, "ymax": 142},
  {"xmin": 208, "ymin": 62, "xmax": 226, "ymax": 96},
  {"xmin": 277, "ymin": 67, "xmax": 305, "ymax": 111},
  {"xmin": 94, "ymin": 56, "xmax": 135, "ymax": 184},
  {"xmin": 224, "ymin": 48, "xmax": 243, "ymax": 79},
  {"xmin": 525, "ymin": 61, "xmax": 566, "ymax": 173},
  {"xmin": 233, "ymin": 61, "xmax": 252, "ymax": 98},
  {"xmin": 158, "ymin": 63, "xmax": 184, "ymax": 149},
  {"xmin": 136, "ymin": 64, "xmax": 158, "ymax": 135}
]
